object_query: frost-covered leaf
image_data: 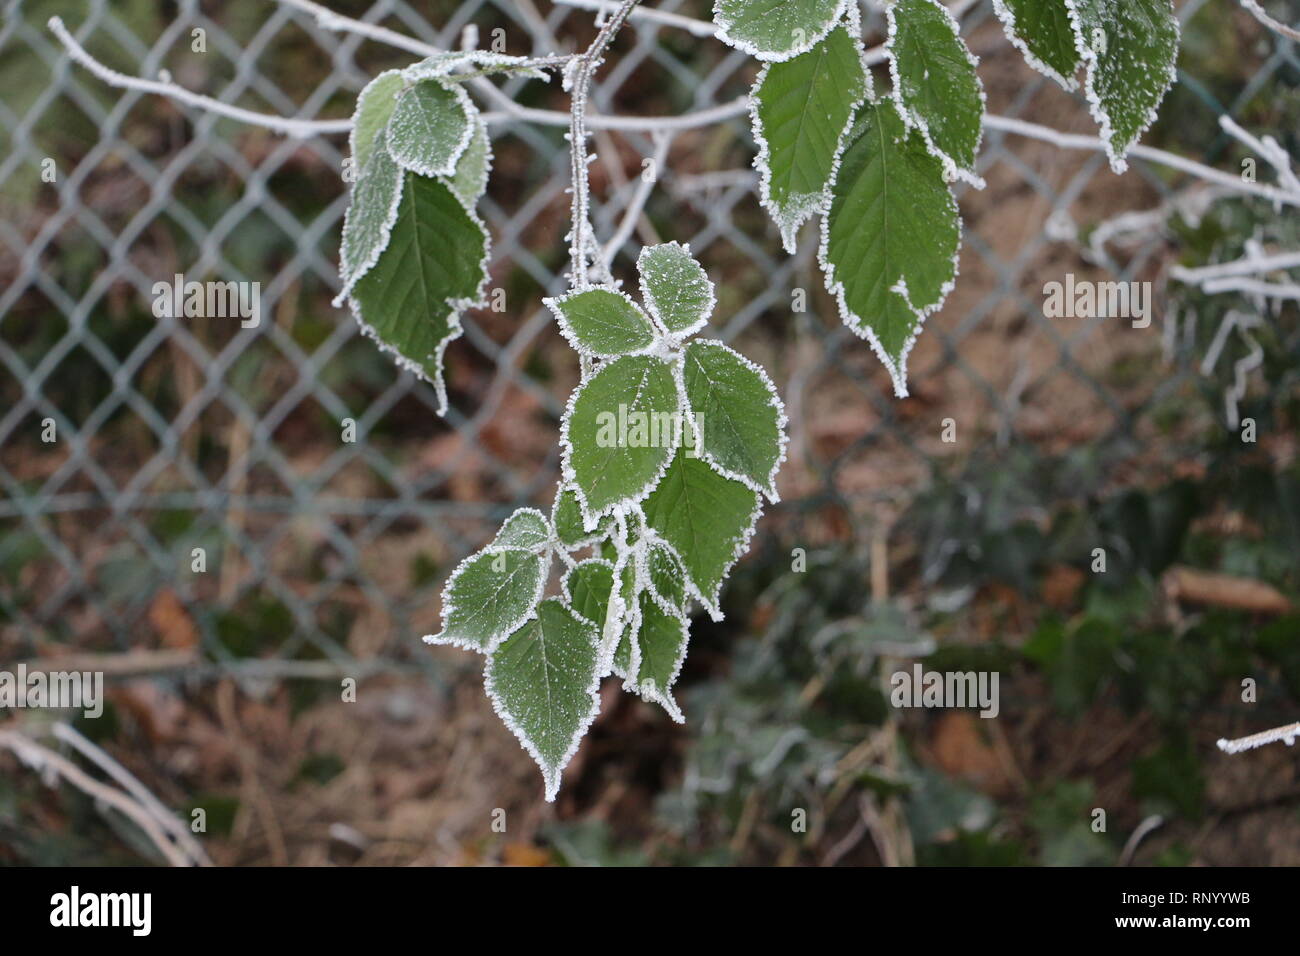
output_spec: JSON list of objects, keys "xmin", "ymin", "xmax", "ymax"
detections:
[
  {"xmin": 493, "ymin": 508, "xmax": 551, "ymax": 550},
  {"xmin": 485, "ymin": 598, "xmax": 601, "ymax": 802},
  {"xmin": 546, "ymin": 288, "xmax": 655, "ymax": 357},
  {"xmin": 751, "ymin": 26, "xmax": 867, "ymax": 253},
  {"xmin": 565, "ymin": 559, "xmax": 615, "ymax": 628},
  {"xmin": 386, "ymin": 78, "xmax": 474, "ymax": 178},
  {"xmin": 552, "ymin": 486, "xmax": 609, "ymax": 549},
  {"xmin": 628, "ymin": 591, "xmax": 688, "ymax": 722},
  {"xmin": 681, "ymin": 340, "xmax": 786, "ymax": 500},
  {"xmin": 404, "ymin": 51, "xmax": 552, "ymax": 83},
  {"xmin": 646, "ymin": 542, "xmax": 687, "ymax": 611},
  {"xmin": 1065, "ymin": 0, "xmax": 1179, "ymax": 173},
  {"xmin": 351, "ymin": 70, "xmax": 405, "ymax": 171},
  {"xmin": 637, "ymin": 243, "xmax": 715, "ymax": 337},
  {"xmin": 992, "ymin": 0, "xmax": 1081, "ymax": 89},
  {"xmin": 348, "ymin": 171, "xmax": 489, "ymax": 415},
  {"xmin": 562, "ymin": 355, "xmax": 681, "ymax": 518},
  {"xmin": 337, "ymin": 127, "xmax": 403, "ymax": 297},
  {"xmin": 887, "ymin": 0, "xmax": 985, "ymax": 184},
  {"xmin": 643, "ymin": 449, "xmax": 760, "ymax": 619},
  {"xmin": 425, "ymin": 548, "xmax": 546, "ymax": 652},
  {"xmin": 446, "ymin": 118, "xmax": 492, "ymax": 208},
  {"xmin": 713, "ymin": 0, "xmax": 848, "ymax": 61},
  {"xmin": 820, "ymin": 97, "xmax": 959, "ymax": 397}
]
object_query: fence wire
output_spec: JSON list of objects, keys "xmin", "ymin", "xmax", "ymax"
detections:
[{"xmin": 0, "ymin": 0, "xmax": 1294, "ymax": 672}]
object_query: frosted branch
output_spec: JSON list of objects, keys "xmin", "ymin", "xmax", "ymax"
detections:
[
  {"xmin": 984, "ymin": 113, "xmax": 1300, "ymax": 209},
  {"xmin": 1218, "ymin": 721, "xmax": 1300, "ymax": 754},
  {"xmin": 1238, "ymin": 0, "xmax": 1300, "ymax": 41},
  {"xmin": 49, "ymin": 16, "xmax": 350, "ymax": 137}
]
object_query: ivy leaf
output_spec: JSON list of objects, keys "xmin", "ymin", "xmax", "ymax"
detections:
[
  {"xmin": 565, "ymin": 559, "xmax": 615, "ymax": 629},
  {"xmin": 886, "ymin": 0, "xmax": 985, "ymax": 184},
  {"xmin": 348, "ymin": 171, "xmax": 490, "ymax": 415},
  {"xmin": 713, "ymin": 0, "xmax": 848, "ymax": 62},
  {"xmin": 1065, "ymin": 0, "xmax": 1180, "ymax": 173},
  {"xmin": 562, "ymin": 355, "xmax": 681, "ymax": 519},
  {"xmin": 546, "ymin": 288, "xmax": 656, "ymax": 358},
  {"xmin": 992, "ymin": 0, "xmax": 1082, "ymax": 89},
  {"xmin": 485, "ymin": 598, "xmax": 601, "ymax": 802},
  {"xmin": 492, "ymin": 508, "xmax": 551, "ymax": 550},
  {"xmin": 350, "ymin": 69, "xmax": 405, "ymax": 172},
  {"xmin": 425, "ymin": 548, "xmax": 547, "ymax": 652},
  {"xmin": 681, "ymin": 340, "xmax": 786, "ymax": 500},
  {"xmin": 820, "ymin": 97, "xmax": 959, "ymax": 397},
  {"xmin": 643, "ymin": 449, "xmax": 761, "ymax": 619},
  {"xmin": 386, "ymin": 78, "xmax": 475, "ymax": 178},
  {"xmin": 336, "ymin": 127, "xmax": 404, "ymax": 298},
  {"xmin": 446, "ymin": 118, "xmax": 492, "ymax": 208},
  {"xmin": 628, "ymin": 591, "xmax": 688, "ymax": 722},
  {"xmin": 637, "ymin": 243, "xmax": 715, "ymax": 337},
  {"xmin": 552, "ymin": 486, "xmax": 609, "ymax": 549},
  {"xmin": 751, "ymin": 26, "xmax": 868, "ymax": 253}
]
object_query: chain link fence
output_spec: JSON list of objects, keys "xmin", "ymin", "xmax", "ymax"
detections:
[{"xmin": 0, "ymin": 0, "xmax": 1294, "ymax": 674}]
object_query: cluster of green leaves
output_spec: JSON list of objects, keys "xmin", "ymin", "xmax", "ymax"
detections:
[
  {"xmin": 724, "ymin": 0, "xmax": 1180, "ymax": 395},
  {"xmin": 333, "ymin": 54, "xmax": 525, "ymax": 413},
  {"xmin": 425, "ymin": 244, "xmax": 786, "ymax": 800}
]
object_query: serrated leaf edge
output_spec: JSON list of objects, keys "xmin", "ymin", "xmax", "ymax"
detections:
[
  {"xmin": 423, "ymin": 545, "xmax": 547, "ymax": 653},
  {"xmin": 990, "ymin": 0, "xmax": 1080, "ymax": 91}
]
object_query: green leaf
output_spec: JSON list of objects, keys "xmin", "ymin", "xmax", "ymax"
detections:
[
  {"xmin": 337, "ymin": 127, "xmax": 404, "ymax": 296},
  {"xmin": 1065, "ymin": 0, "xmax": 1179, "ymax": 172},
  {"xmin": 426, "ymin": 548, "xmax": 546, "ymax": 652},
  {"xmin": 485, "ymin": 599, "xmax": 601, "ymax": 802},
  {"xmin": 643, "ymin": 449, "xmax": 760, "ymax": 618},
  {"xmin": 350, "ymin": 70, "xmax": 405, "ymax": 172},
  {"xmin": 886, "ymin": 0, "xmax": 985, "ymax": 184},
  {"xmin": 646, "ymin": 542, "xmax": 687, "ymax": 611},
  {"xmin": 565, "ymin": 559, "xmax": 615, "ymax": 628},
  {"xmin": 751, "ymin": 26, "xmax": 868, "ymax": 252},
  {"xmin": 992, "ymin": 0, "xmax": 1082, "ymax": 89},
  {"xmin": 546, "ymin": 288, "xmax": 656, "ymax": 358},
  {"xmin": 713, "ymin": 0, "xmax": 848, "ymax": 61},
  {"xmin": 820, "ymin": 97, "xmax": 959, "ymax": 397},
  {"xmin": 628, "ymin": 591, "xmax": 688, "ymax": 722},
  {"xmin": 637, "ymin": 243, "xmax": 715, "ymax": 336},
  {"xmin": 562, "ymin": 355, "xmax": 681, "ymax": 518},
  {"xmin": 348, "ymin": 171, "xmax": 489, "ymax": 415},
  {"xmin": 446, "ymin": 118, "xmax": 492, "ymax": 207},
  {"xmin": 682, "ymin": 340, "xmax": 786, "ymax": 499},
  {"xmin": 552, "ymin": 486, "xmax": 609, "ymax": 549},
  {"xmin": 492, "ymin": 508, "xmax": 551, "ymax": 550},
  {"xmin": 386, "ymin": 78, "xmax": 474, "ymax": 178}
]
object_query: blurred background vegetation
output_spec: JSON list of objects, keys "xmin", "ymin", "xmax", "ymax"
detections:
[{"xmin": 1, "ymin": 0, "xmax": 1297, "ymax": 865}]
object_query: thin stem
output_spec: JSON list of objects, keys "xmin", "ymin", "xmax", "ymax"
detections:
[
  {"xmin": 984, "ymin": 113, "xmax": 1300, "ymax": 209},
  {"xmin": 1239, "ymin": 0, "xmax": 1300, "ymax": 42},
  {"xmin": 48, "ymin": 16, "xmax": 351, "ymax": 137},
  {"xmin": 1217, "ymin": 721, "xmax": 1300, "ymax": 754},
  {"xmin": 601, "ymin": 130, "xmax": 673, "ymax": 268},
  {"xmin": 566, "ymin": 0, "xmax": 642, "ymax": 289}
]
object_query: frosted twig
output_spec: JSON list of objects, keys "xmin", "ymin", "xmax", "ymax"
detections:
[
  {"xmin": 1219, "ymin": 115, "xmax": 1300, "ymax": 196},
  {"xmin": 50, "ymin": 722, "xmax": 213, "ymax": 866},
  {"xmin": 601, "ymin": 131, "xmax": 673, "ymax": 268},
  {"xmin": 566, "ymin": 0, "xmax": 642, "ymax": 288},
  {"xmin": 1238, "ymin": 0, "xmax": 1300, "ymax": 41},
  {"xmin": 1217, "ymin": 721, "xmax": 1300, "ymax": 754},
  {"xmin": 1118, "ymin": 814, "xmax": 1164, "ymax": 866},
  {"xmin": 480, "ymin": 95, "xmax": 750, "ymax": 132},
  {"xmin": 1171, "ymin": 250, "xmax": 1300, "ymax": 283},
  {"xmin": 48, "ymin": 16, "xmax": 350, "ymax": 137},
  {"xmin": 984, "ymin": 113, "xmax": 1300, "ymax": 209},
  {"xmin": 1200, "ymin": 277, "xmax": 1300, "ymax": 299},
  {"xmin": 0, "ymin": 728, "xmax": 205, "ymax": 866},
  {"xmin": 555, "ymin": 0, "xmax": 720, "ymax": 37}
]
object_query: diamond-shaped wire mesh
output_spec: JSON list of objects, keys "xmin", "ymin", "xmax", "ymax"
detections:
[{"xmin": 0, "ymin": 0, "xmax": 1293, "ymax": 673}]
